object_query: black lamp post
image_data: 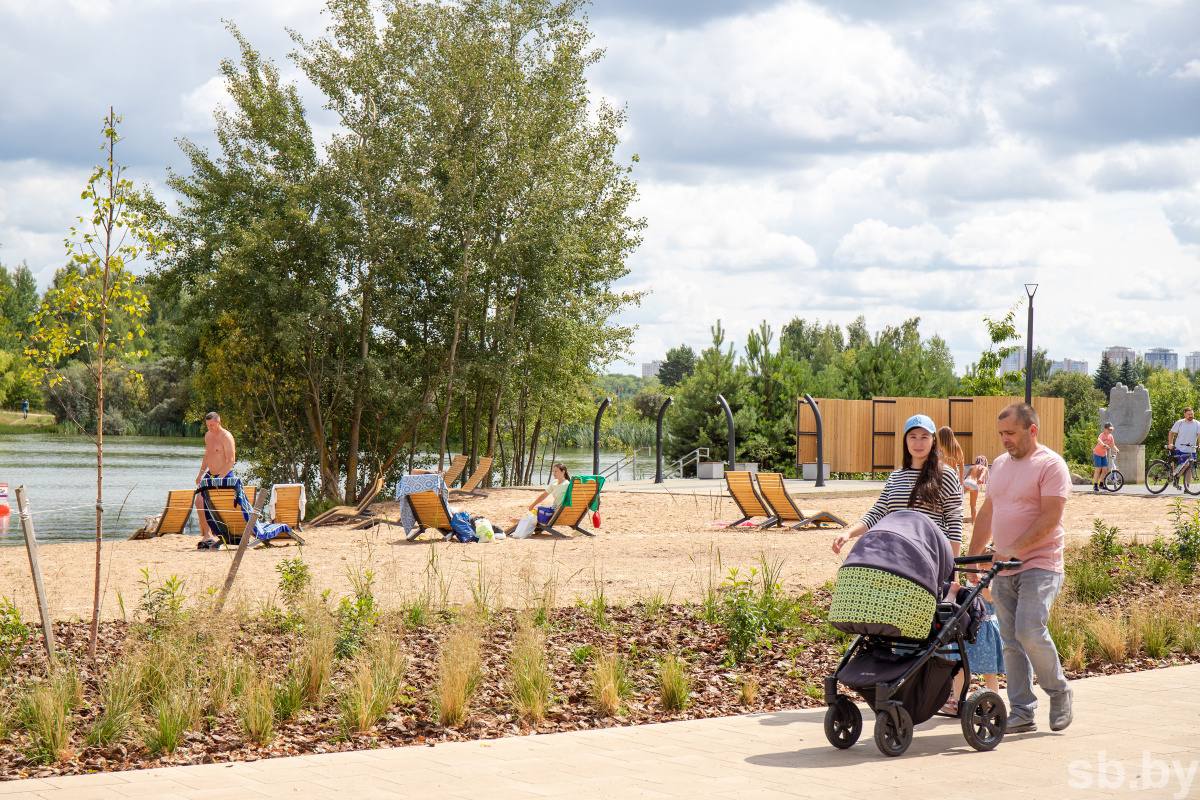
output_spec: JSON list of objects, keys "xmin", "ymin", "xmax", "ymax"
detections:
[{"xmin": 1024, "ymin": 283, "xmax": 1038, "ymax": 404}]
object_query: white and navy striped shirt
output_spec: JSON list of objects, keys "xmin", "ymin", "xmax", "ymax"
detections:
[{"xmin": 859, "ymin": 465, "xmax": 964, "ymax": 543}]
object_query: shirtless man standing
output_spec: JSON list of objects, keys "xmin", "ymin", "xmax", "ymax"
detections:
[{"xmin": 195, "ymin": 411, "xmax": 236, "ymax": 549}]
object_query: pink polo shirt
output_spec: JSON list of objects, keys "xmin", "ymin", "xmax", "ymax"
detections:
[{"xmin": 988, "ymin": 444, "xmax": 1072, "ymax": 574}]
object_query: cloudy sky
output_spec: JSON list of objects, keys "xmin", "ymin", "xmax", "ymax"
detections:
[{"xmin": 2, "ymin": 1, "xmax": 1199, "ymax": 374}]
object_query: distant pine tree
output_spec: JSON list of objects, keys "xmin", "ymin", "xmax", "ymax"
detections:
[
  {"xmin": 1118, "ymin": 358, "xmax": 1137, "ymax": 388},
  {"xmin": 1094, "ymin": 353, "xmax": 1117, "ymax": 397}
]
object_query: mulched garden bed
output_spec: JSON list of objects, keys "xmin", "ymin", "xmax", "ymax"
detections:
[{"xmin": 3, "ymin": 582, "xmax": 1199, "ymax": 781}]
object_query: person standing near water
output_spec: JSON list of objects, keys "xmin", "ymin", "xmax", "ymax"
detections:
[
  {"xmin": 194, "ymin": 411, "xmax": 237, "ymax": 550},
  {"xmin": 21, "ymin": 399, "xmax": 28, "ymax": 419}
]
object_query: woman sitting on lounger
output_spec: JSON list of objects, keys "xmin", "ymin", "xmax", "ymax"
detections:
[{"xmin": 530, "ymin": 463, "xmax": 570, "ymax": 512}]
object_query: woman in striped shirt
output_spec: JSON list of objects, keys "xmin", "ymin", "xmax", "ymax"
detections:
[{"xmin": 831, "ymin": 413, "xmax": 964, "ymax": 556}]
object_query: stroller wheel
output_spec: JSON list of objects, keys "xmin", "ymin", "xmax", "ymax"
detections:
[
  {"xmin": 961, "ymin": 690, "xmax": 1007, "ymax": 751},
  {"xmin": 873, "ymin": 706, "xmax": 913, "ymax": 757},
  {"xmin": 824, "ymin": 696, "xmax": 862, "ymax": 749}
]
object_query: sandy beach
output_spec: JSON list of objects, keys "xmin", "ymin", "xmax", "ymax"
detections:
[{"xmin": 0, "ymin": 487, "xmax": 1181, "ymax": 622}]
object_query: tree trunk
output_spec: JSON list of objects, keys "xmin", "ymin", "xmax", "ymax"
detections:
[
  {"xmin": 524, "ymin": 413, "xmax": 542, "ymax": 485},
  {"xmin": 89, "ymin": 106, "xmax": 117, "ymax": 661},
  {"xmin": 345, "ymin": 275, "xmax": 371, "ymax": 503}
]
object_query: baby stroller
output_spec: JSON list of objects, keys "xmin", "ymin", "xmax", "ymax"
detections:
[{"xmin": 823, "ymin": 510, "xmax": 1021, "ymax": 757}]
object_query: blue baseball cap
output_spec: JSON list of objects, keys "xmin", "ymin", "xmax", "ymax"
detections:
[{"xmin": 903, "ymin": 414, "xmax": 937, "ymax": 435}]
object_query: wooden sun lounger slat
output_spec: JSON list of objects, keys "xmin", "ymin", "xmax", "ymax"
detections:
[
  {"xmin": 755, "ymin": 472, "xmax": 847, "ymax": 530},
  {"xmin": 271, "ymin": 485, "xmax": 304, "ymax": 530},
  {"xmin": 442, "ymin": 454, "xmax": 470, "ymax": 489},
  {"xmin": 406, "ymin": 491, "xmax": 454, "ymax": 540},
  {"xmin": 724, "ymin": 471, "xmax": 771, "ymax": 528},
  {"xmin": 450, "ymin": 456, "xmax": 494, "ymax": 498},
  {"xmin": 309, "ymin": 478, "xmax": 384, "ymax": 527}
]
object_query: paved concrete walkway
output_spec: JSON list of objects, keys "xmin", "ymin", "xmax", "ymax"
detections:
[{"xmin": 3, "ymin": 664, "xmax": 1196, "ymax": 799}]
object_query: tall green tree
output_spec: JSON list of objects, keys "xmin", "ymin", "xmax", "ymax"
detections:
[
  {"xmin": 149, "ymin": 0, "xmax": 642, "ymax": 497},
  {"xmin": 666, "ymin": 322, "xmax": 746, "ymax": 467},
  {"xmin": 1147, "ymin": 371, "xmax": 1197, "ymax": 450},
  {"xmin": 961, "ymin": 305, "xmax": 1020, "ymax": 396},
  {"xmin": 1117, "ymin": 358, "xmax": 1138, "ymax": 388},
  {"xmin": 658, "ymin": 345, "xmax": 696, "ymax": 388},
  {"xmin": 1094, "ymin": 353, "xmax": 1117, "ymax": 398},
  {"xmin": 24, "ymin": 110, "xmax": 162, "ymax": 659}
]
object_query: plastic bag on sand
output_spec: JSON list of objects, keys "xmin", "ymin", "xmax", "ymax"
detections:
[
  {"xmin": 475, "ymin": 517, "xmax": 495, "ymax": 542},
  {"xmin": 511, "ymin": 512, "xmax": 537, "ymax": 539}
]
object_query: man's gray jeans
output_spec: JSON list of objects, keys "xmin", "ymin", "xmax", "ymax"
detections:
[{"xmin": 991, "ymin": 568, "xmax": 1070, "ymax": 720}]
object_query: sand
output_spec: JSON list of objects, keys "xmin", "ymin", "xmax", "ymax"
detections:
[{"xmin": 0, "ymin": 487, "xmax": 1180, "ymax": 622}]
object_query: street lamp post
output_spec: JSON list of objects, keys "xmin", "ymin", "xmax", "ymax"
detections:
[{"xmin": 1024, "ymin": 283, "xmax": 1038, "ymax": 405}]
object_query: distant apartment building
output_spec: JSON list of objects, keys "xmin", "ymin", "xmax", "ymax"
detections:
[
  {"xmin": 1187, "ymin": 352, "xmax": 1200, "ymax": 372},
  {"xmin": 641, "ymin": 360, "xmax": 664, "ymax": 379},
  {"xmin": 1103, "ymin": 346, "xmax": 1138, "ymax": 366},
  {"xmin": 1049, "ymin": 358, "xmax": 1089, "ymax": 376},
  {"xmin": 1000, "ymin": 349, "xmax": 1026, "ymax": 372},
  {"xmin": 1144, "ymin": 348, "xmax": 1178, "ymax": 371}
]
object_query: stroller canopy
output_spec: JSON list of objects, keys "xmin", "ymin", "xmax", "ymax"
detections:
[{"xmin": 843, "ymin": 509, "xmax": 954, "ymax": 598}]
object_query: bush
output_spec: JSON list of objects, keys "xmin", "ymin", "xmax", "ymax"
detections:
[
  {"xmin": 144, "ymin": 688, "xmax": 197, "ymax": 755},
  {"xmin": 241, "ymin": 679, "xmax": 275, "ymax": 745},
  {"xmin": 338, "ymin": 637, "xmax": 407, "ymax": 735},
  {"xmin": 658, "ymin": 655, "xmax": 691, "ymax": 712},
  {"xmin": 336, "ymin": 573, "xmax": 379, "ymax": 659},
  {"xmin": 19, "ymin": 669, "xmax": 79, "ymax": 764},
  {"xmin": 509, "ymin": 625, "xmax": 551, "ymax": 723},
  {"xmin": 435, "ymin": 625, "xmax": 483, "ymax": 727},
  {"xmin": 1065, "ymin": 558, "xmax": 1117, "ymax": 604},
  {"xmin": 276, "ymin": 557, "xmax": 312, "ymax": 610},
  {"xmin": 0, "ymin": 596, "xmax": 29, "ymax": 671},
  {"xmin": 87, "ymin": 660, "xmax": 140, "ymax": 746},
  {"xmin": 589, "ymin": 652, "xmax": 632, "ymax": 717}
]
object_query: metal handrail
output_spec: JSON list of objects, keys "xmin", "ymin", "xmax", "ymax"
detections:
[
  {"xmin": 664, "ymin": 447, "xmax": 710, "ymax": 480},
  {"xmin": 600, "ymin": 447, "xmax": 653, "ymax": 482}
]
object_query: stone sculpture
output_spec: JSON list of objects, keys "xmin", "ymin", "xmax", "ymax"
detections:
[{"xmin": 1099, "ymin": 383, "xmax": 1151, "ymax": 445}]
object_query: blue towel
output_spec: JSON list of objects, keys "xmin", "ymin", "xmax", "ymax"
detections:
[
  {"xmin": 196, "ymin": 474, "xmax": 291, "ymax": 542},
  {"xmin": 394, "ymin": 473, "xmax": 448, "ymax": 536}
]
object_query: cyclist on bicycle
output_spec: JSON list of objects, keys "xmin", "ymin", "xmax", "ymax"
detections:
[
  {"xmin": 1092, "ymin": 422, "xmax": 1118, "ymax": 493},
  {"xmin": 1168, "ymin": 408, "xmax": 1199, "ymax": 485}
]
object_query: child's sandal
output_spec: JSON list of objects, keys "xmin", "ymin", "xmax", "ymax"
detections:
[{"xmin": 939, "ymin": 698, "xmax": 959, "ymax": 717}]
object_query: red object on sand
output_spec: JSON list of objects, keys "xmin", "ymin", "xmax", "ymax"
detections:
[{"xmin": 592, "ymin": 511, "xmax": 601, "ymax": 528}]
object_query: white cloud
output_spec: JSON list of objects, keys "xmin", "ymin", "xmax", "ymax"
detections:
[
  {"xmin": 835, "ymin": 220, "xmax": 948, "ymax": 268},
  {"xmin": 178, "ymin": 76, "xmax": 231, "ymax": 134},
  {"xmin": 1175, "ymin": 59, "xmax": 1200, "ymax": 79}
]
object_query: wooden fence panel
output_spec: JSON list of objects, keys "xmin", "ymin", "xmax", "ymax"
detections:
[{"xmin": 796, "ymin": 395, "xmax": 1064, "ymax": 474}]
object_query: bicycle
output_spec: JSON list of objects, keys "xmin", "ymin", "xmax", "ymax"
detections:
[
  {"xmin": 1145, "ymin": 447, "xmax": 1200, "ymax": 495},
  {"xmin": 1100, "ymin": 448, "xmax": 1123, "ymax": 493}
]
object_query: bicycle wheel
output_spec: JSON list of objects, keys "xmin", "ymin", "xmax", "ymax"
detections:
[
  {"xmin": 1103, "ymin": 469, "xmax": 1124, "ymax": 493},
  {"xmin": 1185, "ymin": 462, "xmax": 1200, "ymax": 496},
  {"xmin": 1145, "ymin": 460, "xmax": 1172, "ymax": 494}
]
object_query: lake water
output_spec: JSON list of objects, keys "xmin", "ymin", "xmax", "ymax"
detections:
[{"xmin": 0, "ymin": 434, "xmax": 638, "ymax": 545}]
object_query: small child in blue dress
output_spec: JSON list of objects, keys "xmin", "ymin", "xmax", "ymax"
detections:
[{"xmin": 964, "ymin": 578, "xmax": 1004, "ymax": 692}]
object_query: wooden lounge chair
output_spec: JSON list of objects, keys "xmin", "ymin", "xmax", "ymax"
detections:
[
  {"xmin": 404, "ymin": 490, "xmax": 455, "ymax": 541},
  {"xmin": 270, "ymin": 484, "xmax": 305, "ymax": 530},
  {"xmin": 130, "ymin": 489, "xmax": 194, "ymax": 539},
  {"xmin": 309, "ymin": 477, "xmax": 384, "ymax": 528},
  {"xmin": 724, "ymin": 470, "xmax": 772, "ymax": 528},
  {"xmin": 754, "ymin": 472, "xmax": 847, "ymax": 530},
  {"xmin": 524, "ymin": 478, "xmax": 600, "ymax": 538},
  {"xmin": 199, "ymin": 484, "xmax": 306, "ymax": 547},
  {"xmin": 442, "ymin": 454, "xmax": 469, "ymax": 488},
  {"xmin": 450, "ymin": 456, "xmax": 493, "ymax": 499}
]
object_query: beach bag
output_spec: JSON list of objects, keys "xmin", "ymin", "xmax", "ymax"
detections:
[
  {"xmin": 511, "ymin": 512, "xmax": 537, "ymax": 539},
  {"xmin": 450, "ymin": 511, "xmax": 478, "ymax": 543},
  {"xmin": 536, "ymin": 505, "xmax": 555, "ymax": 525},
  {"xmin": 475, "ymin": 517, "xmax": 495, "ymax": 542}
]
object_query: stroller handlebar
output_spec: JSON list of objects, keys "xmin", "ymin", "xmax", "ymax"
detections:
[{"xmin": 953, "ymin": 554, "xmax": 1024, "ymax": 571}]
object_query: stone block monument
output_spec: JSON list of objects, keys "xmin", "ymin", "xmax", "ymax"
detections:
[{"xmin": 1100, "ymin": 383, "xmax": 1151, "ymax": 483}]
